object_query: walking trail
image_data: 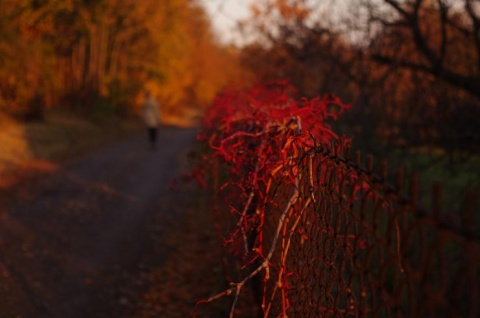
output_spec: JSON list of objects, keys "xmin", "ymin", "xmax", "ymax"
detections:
[{"xmin": 0, "ymin": 126, "xmax": 229, "ymax": 318}]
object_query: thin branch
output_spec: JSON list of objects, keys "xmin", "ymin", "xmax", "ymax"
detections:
[
  {"xmin": 437, "ymin": 0, "xmax": 448, "ymax": 70},
  {"xmin": 466, "ymin": 0, "xmax": 480, "ymax": 70},
  {"xmin": 384, "ymin": 0, "xmax": 411, "ymax": 18},
  {"xmin": 264, "ymin": 196, "xmax": 313, "ymax": 317},
  {"xmin": 193, "ymin": 174, "xmax": 300, "ymax": 317},
  {"xmin": 237, "ymin": 191, "xmax": 255, "ymax": 255},
  {"xmin": 372, "ymin": 53, "xmax": 480, "ymax": 99},
  {"xmin": 369, "ymin": 16, "xmax": 410, "ymax": 28},
  {"xmin": 372, "ymin": 54, "xmax": 432, "ymax": 73}
]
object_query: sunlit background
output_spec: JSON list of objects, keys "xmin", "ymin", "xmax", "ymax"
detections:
[
  {"xmin": 200, "ymin": 0, "xmax": 255, "ymax": 44},
  {"xmin": 0, "ymin": 0, "xmax": 478, "ymax": 179}
]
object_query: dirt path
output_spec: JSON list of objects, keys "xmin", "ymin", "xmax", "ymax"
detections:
[{"xmin": 0, "ymin": 126, "xmax": 229, "ymax": 318}]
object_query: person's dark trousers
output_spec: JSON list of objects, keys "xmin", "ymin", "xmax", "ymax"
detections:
[{"xmin": 148, "ymin": 127, "xmax": 157, "ymax": 150}]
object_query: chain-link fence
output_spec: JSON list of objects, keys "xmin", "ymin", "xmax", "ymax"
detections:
[
  {"xmin": 212, "ymin": 144, "xmax": 479, "ymax": 317},
  {"xmin": 196, "ymin": 82, "xmax": 479, "ymax": 317}
]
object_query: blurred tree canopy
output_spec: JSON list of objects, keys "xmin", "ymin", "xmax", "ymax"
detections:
[
  {"xmin": 0, "ymin": 0, "xmax": 242, "ymax": 120},
  {"xmin": 240, "ymin": 0, "xmax": 480, "ymax": 154}
]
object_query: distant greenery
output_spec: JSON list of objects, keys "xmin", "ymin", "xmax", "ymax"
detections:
[
  {"xmin": 0, "ymin": 111, "xmax": 142, "ymax": 174},
  {"xmin": 347, "ymin": 133, "xmax": 480, "ymax": 214}
]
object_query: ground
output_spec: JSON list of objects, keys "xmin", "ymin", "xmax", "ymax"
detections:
[{"xmin": 0, "ymin": 126, "xmax": 243, "ymax": 318}]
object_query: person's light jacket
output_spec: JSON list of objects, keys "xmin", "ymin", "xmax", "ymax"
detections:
[{"xmin": 142, "ymin": 98, "xmax": 159, "ymax": 128}]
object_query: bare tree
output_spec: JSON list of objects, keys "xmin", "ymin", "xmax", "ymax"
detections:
[{"xmin": 366, "ymin": 0, "xmax": 480, "ymax": 99}]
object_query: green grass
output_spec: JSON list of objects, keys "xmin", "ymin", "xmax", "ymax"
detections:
[
  {"xmin": 0, "ymin": 111, "xmax": 142, "ymax": 187},
  {"xmin": 23, "ymin": 111, "xmax": 142, "ymax": 161},
  {"xmin": 379, "ymin": 148, "xmax": 480, "ymax": 213}
]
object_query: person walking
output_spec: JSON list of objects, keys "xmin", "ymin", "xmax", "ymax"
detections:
[{"xmin": 142, "ymin": 90, "xmax": 160, "ymax": 150}]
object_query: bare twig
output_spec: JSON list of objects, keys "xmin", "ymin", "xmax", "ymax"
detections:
[
  {"xmin": 194, "ymin": 174, "xmax": 300, "ymax": 317},
  {"xmin": 238, "ymin": 191, "xmax": 255, "ymax": 255},
  {"xmin": 264, "ymin": 196, "xmax": 312, "ymax": 317}
]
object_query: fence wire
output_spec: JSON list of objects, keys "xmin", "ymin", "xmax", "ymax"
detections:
[{"xmin": 212, "ymin": 144, "xmax": 479, "ymax": 317}]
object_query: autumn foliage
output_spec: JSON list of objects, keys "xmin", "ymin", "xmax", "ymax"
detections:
[
  {"xmin": 195, "ymin": 81, "xmax": 479, "ymax": 317},
  {"xmin": 0, "ymin": 0, "xmax": 241, "ymax": 120},
  {"xmin": 198, "ymin": 80, "xmax": 349, "ymax": 201},
  {"xmin": 195, "ymin": 81, "xmax": 351, "ymax": 315}
]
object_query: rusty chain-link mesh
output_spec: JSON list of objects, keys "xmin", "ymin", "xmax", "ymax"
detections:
[{"xmin": 212, "ymin": 144, "xmax": 479, "ymax": 317}]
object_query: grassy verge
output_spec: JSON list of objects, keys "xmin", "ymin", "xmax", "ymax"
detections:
[
  {"xmin": 0, "ymin": 111, "xmax": 142, "ymax": 190},
  {"xmin": 383, "ymin": 148, "xmax": 480, "ymax": 211}
]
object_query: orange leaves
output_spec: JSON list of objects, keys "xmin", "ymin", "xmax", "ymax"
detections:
[
  {"xmin": 252, "ymin": 0, "xmax": 311, "ymax": 22},
  {"xmin": 275, "ymin": 0, "xmax": 311, "ymax": 21},
  {"xmin": 0, "ymin": 0, "xmax": 238, "ymax": 119}
]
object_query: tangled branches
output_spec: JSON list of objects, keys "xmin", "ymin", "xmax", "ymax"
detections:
[
  {"xmin": 193, "ymin": 81, "xmax": 350, "ymax": 317},
  {"xmin": 192, "ymin": 81, "xmax": 479, "ymax": 318}
]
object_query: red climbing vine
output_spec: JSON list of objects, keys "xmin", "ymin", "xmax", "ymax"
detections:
[
  {"xmin": 193, "ymin": 81, "xmax": 350, "ymax": 316},
  {"xmin": 192, "ymin": 81, "xmax": 479, "ymax": 318}
]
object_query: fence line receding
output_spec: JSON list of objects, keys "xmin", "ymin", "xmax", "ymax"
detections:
[{"xmin": 193, "ymin": 82, "xmax": 480, "ymax": 318}]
